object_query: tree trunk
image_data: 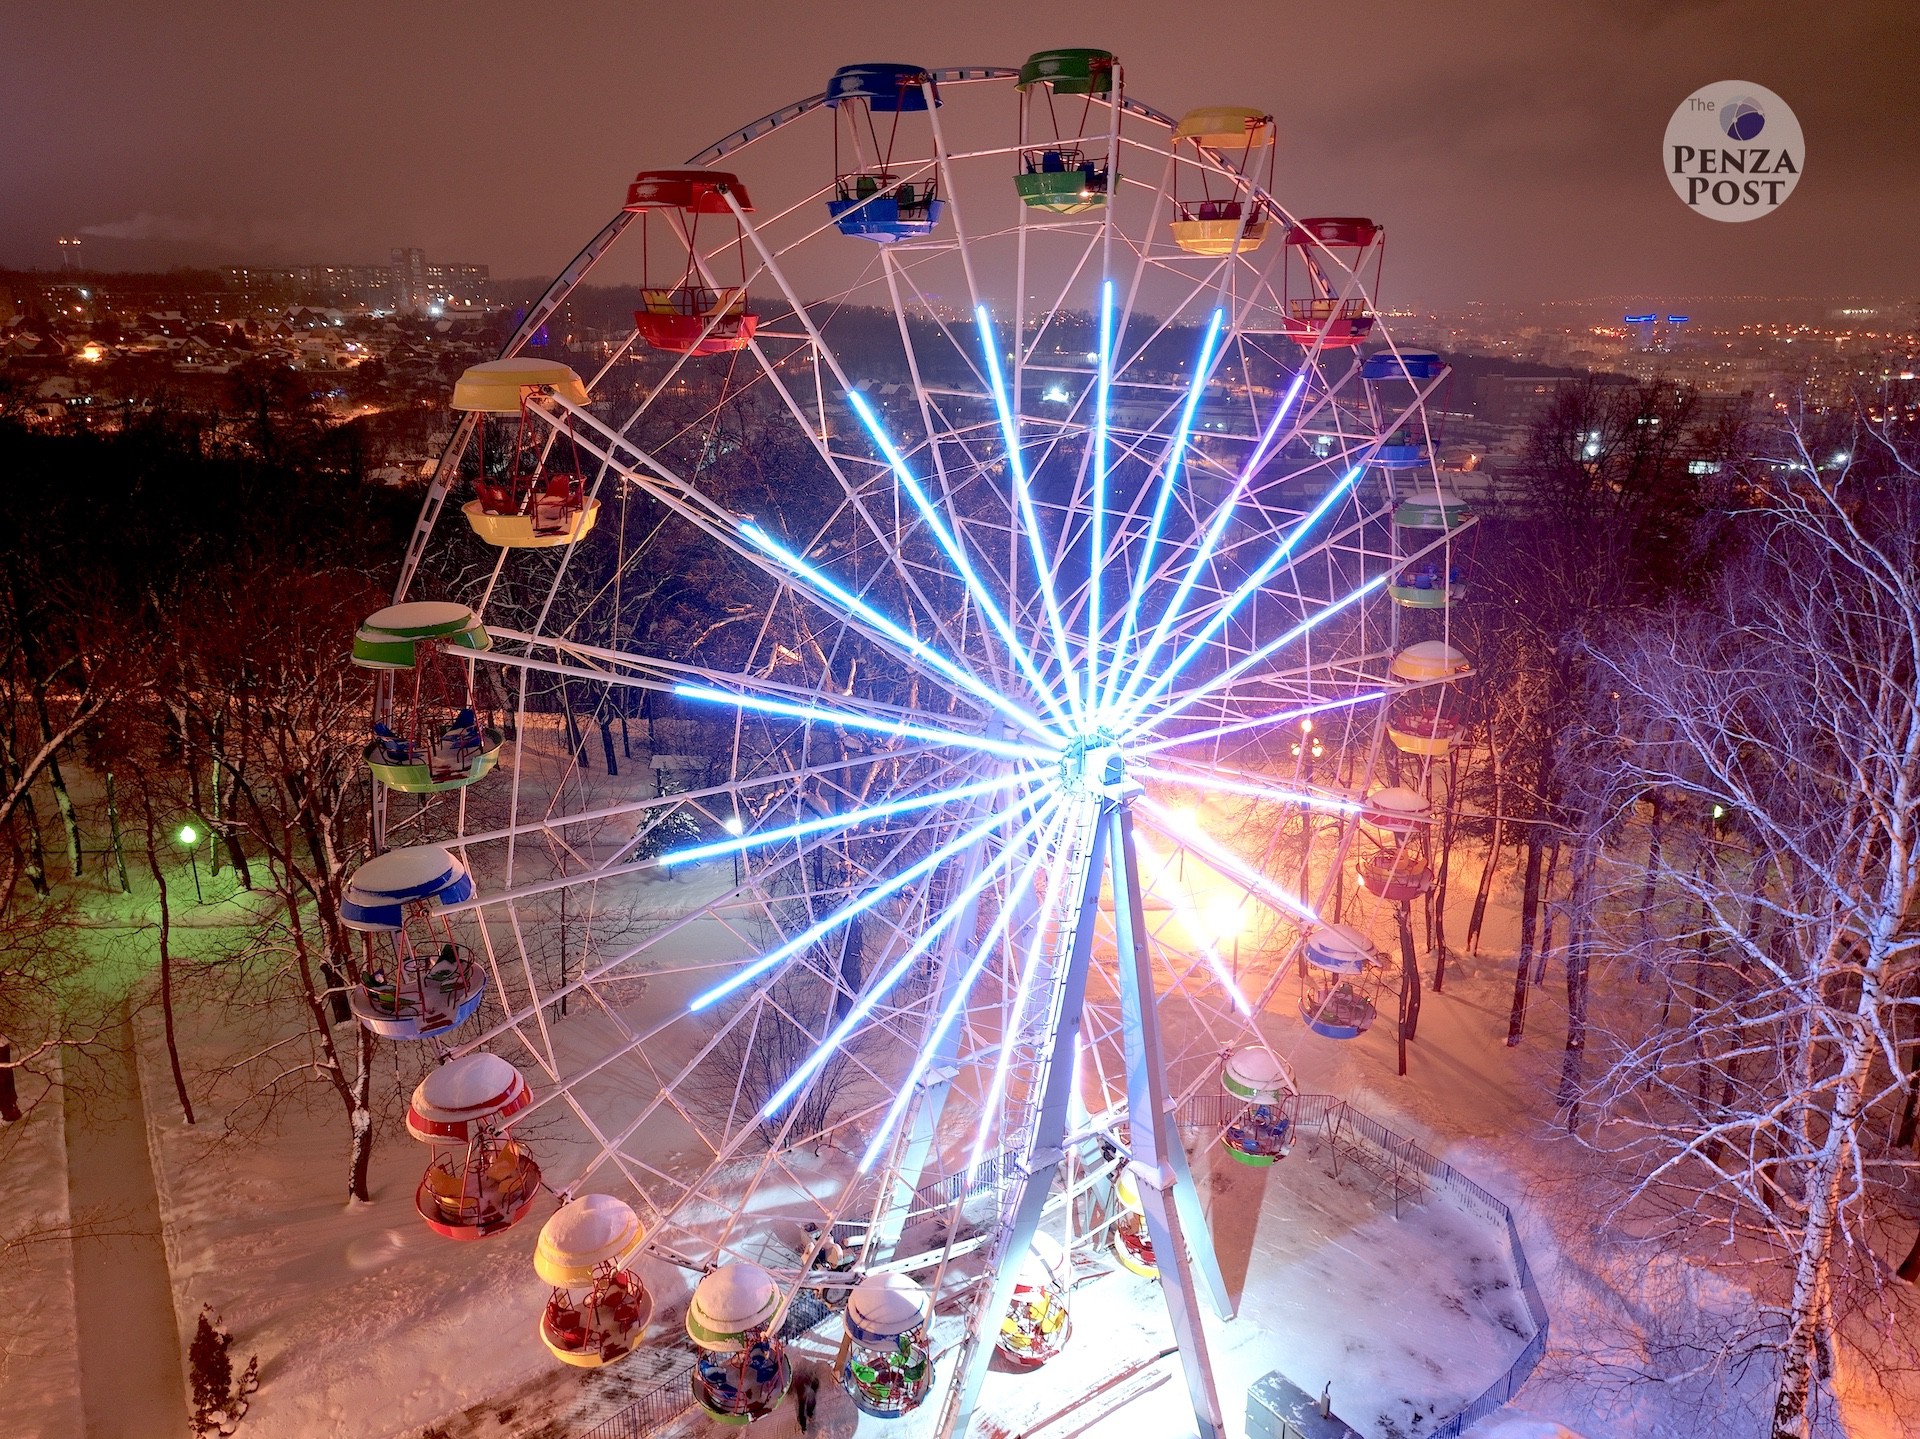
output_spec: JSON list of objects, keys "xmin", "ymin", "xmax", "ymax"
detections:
[
  {"xmin": 140, "ymin": 800, "xmax": 196, "ymax": 1125},
  {"xmin": 1432, "ymin": 751, "xmax": 1459, "ymax": 991},
  {"xmin": 282, "ymin": 892, "xmax": 373, "ymax": 1202},
  {"xmin": 561, "ymin": 687, "xmax": 587, "ymax": 771},
  {"xmin": 1507, "ymin": 830, "xmax": 1545, "ymax": 1045},
  {"xmin": 1897, "ymin": 1228, "xmax": 1920, "ymax": 1284},
  {"xmin": 1896, "ymin": 1040, "xmax": 1920, "ymax": 1151},
  {"xmin": 24, "ymin": 656, "xmax": 84, "ymax": 877},
  {"xmin": 1533, "ymin": 839, "xmax": 1562, "ymax": 986},
  {"xmin": 104, "ymin": 772, "xmax": 132, "ymax": 894},
  {"xmin": 1637, "ymin": 792, "xmax": 1664, "ymax": 982},
  {"xmin": 217, "ymin": 766, "xmax": 250, "ymax": 888},
  {"xmin": 0, "ymin": 1037, "xmax": 21, "ymax": 1123},
  {"xmin": 599, "ymin": 717, "xmax": 618, "ymax": 777},
  {"xmin": 1466, "ymin": 827, "xmax": 1500, "ymax": 956},
  {"xmin": 1555, "ymin": 833, "xmax": 1597, "ymax": 1124},
  {"xmin": 40, "ymin": 748, "xmax": 82, "ymax": 878},
  {"xmin": 1396, "ymin": 903, "xmax": 1420, "ymax": 1072},
  {"xmin": 1467, "ymin": 742, "xmax": 1505, "ymax": 955},
  {"xmin": 11, "ymin": 784, "xmax": 49, "ymax": 897},
  {"xmin": 347, "ymin": 1025, "xmax": 375, "ymax": 1204},
  {"xmin": 1771, "ymin": 1024, "xmax": 1878, "ymax": 1439}
]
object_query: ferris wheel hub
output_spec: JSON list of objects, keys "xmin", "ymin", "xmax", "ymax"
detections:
[{"xmin": 1059, "ymin": 732, "xmax": 1129, "ymax": 798}]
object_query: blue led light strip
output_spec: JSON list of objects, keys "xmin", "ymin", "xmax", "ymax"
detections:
[
  {"xmin": 1136, "ymin": 573, "xmax": 1389, "ymax": 735},
  {"xmin": 967, "ymin": 797, "xmax": 1082, "ymax": 1171},
  {"xmin": 1125, "ymin": 689, "xmax": 1388, "ymax": 759},
  {"xmin": 1110, "ymin": 373, "xmax": 1308, "ymax": 718},
  {"xmin": 672, "ymin": 683, "xmax": 1055, "ymax": 764},
  {"xmin": 1132, "ymin": 832, "xmax": 1255, "ymax": 1018},
  {"xmin": 857, "ymin": 805, "xmax": 1069, "ymax": 1170},
  {"xmin": 685, "ymin": 784, "xmax": 1048, "ymax": 1013},
  {"xmin": 1138, "ymin": 795, "xmax": 1318, "ymax": 923},
  {"xmin": 660, "ymin": 767, "xmax": 1046, "ymax": 869},
  {"xmin": 848, "ymin": 391, "xmax": 1074, "ymax": 734},
  {"xmin": 1087, "ymin": 281, "xmax": 1115, "ymax": 719},
  {"xmin": 1099, "ymin": 308, "xmax": 1225, "ymax": 717},
  {"xmin": 760, "ymin": 795, "xmax": 1061, "ymax": 1117},
  {"xmin": 1138, "ymin": 762, "xmax": 1363, "ymax": 815},
  {"xmin": 1118, "ymin": 463, "xmax": 1367, "ymax": 728},
  {"xmin": 975, "ymin": 307, "xmax": 1081, "ymax": 725},
  {"xmin": 740, "ymin": 521, "xmax": 1059, "ymax": 744}
]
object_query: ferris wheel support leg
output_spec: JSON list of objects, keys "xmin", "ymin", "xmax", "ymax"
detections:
[
  {"xmin": 1108, "ymin": 792, "xmax": 1228, "ymax": 1438},
  {"xmin": 936, "ymin": 802, "xmax": 1111, "ymax": 1439}
]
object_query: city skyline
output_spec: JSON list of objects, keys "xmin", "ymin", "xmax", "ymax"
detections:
[{"xmin": 4, "ymin": 1, "xmax": 1915, "ymax": 303}]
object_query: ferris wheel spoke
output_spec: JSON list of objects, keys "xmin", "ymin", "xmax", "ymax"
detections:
[
  {"xmin": 1098, "ymin": 308, "xmax": 1226, "ymax": 716},
  {"xmin": 1137, "ymin": 796, "xmax": 1316, "ymax": 924},
  {"xmin": 1133, "ymin": 832, "xmax": 1260, "ymax": 1020},
  {"xmin": 1139, "ymin": 759, "xmax": 1362, "ymax": 816},
  {"xmin": 659, "ymin": 766, "xmax": 1046, "ymax": 869},
  {"xmin": 671, "ymin": 682, "xmax": 1054, "ymax": 763},
  {"xmin": 1135, "ymin": 570, "xmax": 1388, "ymax": 736},
  {"xmin": 759, "ymin": 794, "xmax": 1059, "ymax": 1119},
  {"xmin": 737, "ymin": 521, "xmax": 1057, "ymax": 741},
  {"xmin": 480, "ymin": 625, "xmax": 1000, "ymax": 735},
  {"xmin": 846, "ymin": 392, "xmax": 1077, "ymax": 730},
  {"xmin": 968, "ymin": 797, "xmax": 1085, "ymax": 1169},
  {"xmin": 974, "ymin": 309, "xmax": 1083, "ymax": 721},
  {"xmin": 722, "ymin": 194, "xmax": 1008, "ymax": 665},
  {"xmin": 686, "ymin": 783, "xmax": 1050, "ymax": 1015},
  {"xmin": 857, "ymin": 804, "xmax": 1067, "ymax": 1172},
  {"xmin": 1086, "ymin": 280, "xmax": 1115, "ymax": 716},
  {"xmin": 1116, "ymin": 463, "xmax": 1373, "ymax": 728},
  {"xmin": 1110, "ymin": 371, "xmax": 1309, "ymax": 712},
  {"xmin": 1135, "ymin": 686, "xmax": 1394, "ymax": 759}
]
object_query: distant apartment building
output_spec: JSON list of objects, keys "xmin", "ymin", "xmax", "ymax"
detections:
[
  {"xmin": 390, "ymin": 249, "xmax": 488, "ymax": 313},
  {"xmin": 390, "ymin": 247, "xmax": 429, "ymax": 312},
  {"xmin": 1475, "ymin": 373, "xmax": 1588, "ymax": 424}
]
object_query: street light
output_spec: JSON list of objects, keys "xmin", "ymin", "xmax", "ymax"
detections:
[
  {"xmin": 176, "ymin": 822, "xmax": 204, "ymax": 904},
  {"xmin": 723, "ymin": 813, "xmax": 744, "ymax": 885}
]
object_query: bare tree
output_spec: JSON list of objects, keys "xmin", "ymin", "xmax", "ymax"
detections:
[{"xmin": 1568, "ymin": 402, "xmax": 1920, "ymax": 1437}]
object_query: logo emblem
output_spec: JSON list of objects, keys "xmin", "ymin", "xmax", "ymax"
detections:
[
  {"xmin": 1719, "ymin": 97, "xmax": 1766, "ymax": 141},
  {"xmin": 1665, "ymin": 81, "xmax": 1803, "ymax": 222}
]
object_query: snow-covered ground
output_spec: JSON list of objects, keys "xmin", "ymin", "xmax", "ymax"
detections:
[
  {"xmin": 0, "ymin": 1047, "xmax": 84, "ymax": 1439},
  {"xmin": 17, "ymin": 752, "xmax": 1913, "ymax": 1439}
]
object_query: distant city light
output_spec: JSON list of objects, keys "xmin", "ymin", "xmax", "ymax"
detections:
[{"xmin": 1043, "ymin": 384, "xmax": 1069, "ymax": 403}]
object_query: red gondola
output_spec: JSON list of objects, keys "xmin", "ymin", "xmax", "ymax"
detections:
[
  {"xmin": 1280, "ymin": 217, "xmax": 1383, "ymax": 348},
  {"xmin": 623, "ymin": 170, "xmax": 758, "ymax": 355}
]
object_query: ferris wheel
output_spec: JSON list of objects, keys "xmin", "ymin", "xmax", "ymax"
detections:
[{"xmin": 350, "ymin": 50, "xmax": 1470, "ymax": 1438}]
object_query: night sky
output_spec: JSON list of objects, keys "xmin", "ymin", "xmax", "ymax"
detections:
[{"xmin": 5, "ymin": 0, "xmax": 1915, "ymax": 303}]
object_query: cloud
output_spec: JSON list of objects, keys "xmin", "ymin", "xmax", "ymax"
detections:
[{"xmin": 79, "ymin": 212, "xmax": 233, "ymax": 244}]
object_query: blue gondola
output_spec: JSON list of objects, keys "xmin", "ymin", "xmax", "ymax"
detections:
[{"xmin": 826, "ymin": 63, "xmax": 946, "ymax": 242}]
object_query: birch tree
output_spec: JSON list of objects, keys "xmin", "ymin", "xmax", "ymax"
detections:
[{"xmin": 1570, "ymin": 405, "xmax": 1920, "ymax": 1437}]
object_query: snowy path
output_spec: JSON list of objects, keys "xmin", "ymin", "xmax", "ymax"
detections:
[{"xmin": 66, "ymin": 1007, "xmax": 186, "ymax": 1439}]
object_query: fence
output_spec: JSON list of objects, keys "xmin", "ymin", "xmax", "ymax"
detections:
[
  {"xmin": 576, "ymin": 1094, "xmax": 1548, "ymax": 1437},
  {"xmin": 575, "ymin": 1349, "xmax": 698, "ymax": 1439},
  {"xmin": 1183, "ymin": 1092, "xmax": 1550, "ymax": 1439}
]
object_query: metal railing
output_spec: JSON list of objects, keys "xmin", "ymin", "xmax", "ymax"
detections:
[
  {"xmin": 575, "ymin": 1094, "xmax": 1548, "ymax": 1437},
  {"xmin": 1192, "ymin": 1093, "xmax": 1550, "ymax": 1438},
  {"xmin": 575, "ymin": 1349, "xmax": 697, "ymax": 1439}
]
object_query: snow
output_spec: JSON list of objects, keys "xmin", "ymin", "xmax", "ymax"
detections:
[
  {"xmin": 0, "ymin": 1048, "xmax": 84, "ymax": 1439},
  {"xmin": 16, "ymin": 745, "xmax": 1909, "ymax": 1439},
  {"xmin": 1467, "ymin": 1418, "xmax": 1592, "ymax": 1439}
]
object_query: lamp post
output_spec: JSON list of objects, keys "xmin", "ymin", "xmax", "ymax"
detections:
[
  {"xmin": 723, "ymin": 813, "xmax": 744, "ymax": 886},
  {"xmin": 176, "ymin": 822, "xmax": 204, "ymax": 904}
]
